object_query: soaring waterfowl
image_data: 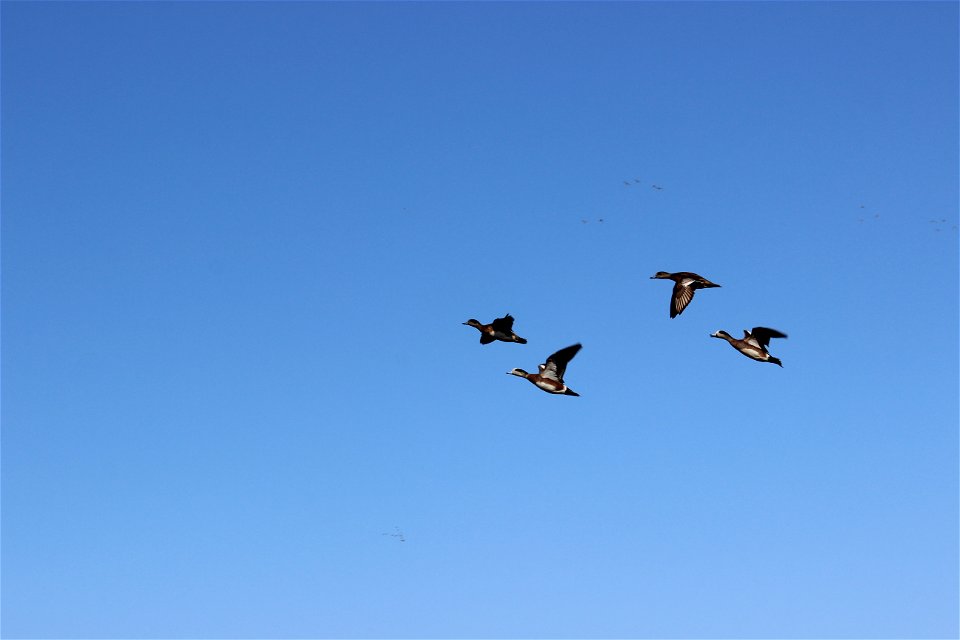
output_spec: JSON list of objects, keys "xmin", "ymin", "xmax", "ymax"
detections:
[
  {"xmin": 650, "ymin": 271, "xmax": 721, "ymax": 318},
  {"xmin": 711, "ymin": 327, "xmax": 787, "ymax": 366},
  {"xmin": 507, "ymin": 343, "xmax": 582, "ymax": 396},
  {"xmin": 462, "ymin": 314, "xmax": 527, "ymax": 345}
]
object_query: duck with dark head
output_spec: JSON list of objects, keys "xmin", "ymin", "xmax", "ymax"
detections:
[{"xmin": 463, "ymin": 313, "xmax": 527, "ymax": 345}]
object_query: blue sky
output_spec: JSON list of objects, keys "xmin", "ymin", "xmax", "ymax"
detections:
[{"xmin": 2, "ymin": 2, "xmax": 957, "ymax": 638}]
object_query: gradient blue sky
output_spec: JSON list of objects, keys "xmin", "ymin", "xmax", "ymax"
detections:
[{"xmin": 2, "ymin": 2, "xmax": 958, "ymax": 638}]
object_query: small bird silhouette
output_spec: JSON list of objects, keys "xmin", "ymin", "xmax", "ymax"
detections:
[{"xmin": 382, "ymin": 527, "xmax": 405, "ymax": 542}]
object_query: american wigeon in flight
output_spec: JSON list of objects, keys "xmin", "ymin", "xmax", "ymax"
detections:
[
  {"xmin": 711, "ymin": 327, "xmax": 787, "ymax": 367},
  {"xmin": 650, "ymin": 271, "xmax": 721, "ymax": 318},
  {"xmin": 463, "ymin": 314, "xmax": 527, "ymax": 345},
  {"xmin": 508, "ymin": 343, "xmax": 582, "ymax": 396}
]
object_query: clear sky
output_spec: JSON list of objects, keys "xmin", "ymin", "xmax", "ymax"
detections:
[{"xmin": 2, "ymin": 2, "xmax": 958, "ymax": 638}]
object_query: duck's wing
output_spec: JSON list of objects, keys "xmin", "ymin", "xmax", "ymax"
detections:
[
  {"xmin": 670, "ymin": 281, "xmax": 695, "ymax": 318},
  {"xmin": 539, "ymin": 360, "xmax": 558, "ymax": 380},
  {"xmin": 490, "ymin": 314, "xmax": 515, "ymax": 332},
  {"xmin": 479, "ymin": 332, "xmax": 496, "ymax": 344},
  {"xmin": 691, "ymin": 273, "xmax": 720, "ymax": 288},
  {"xmin": 541, "ymin": 343, "xmax": 582, "ymax": 382},
  {"xmin": 750, "ymin": 327, "xmax": 787, "ymax": 349}
]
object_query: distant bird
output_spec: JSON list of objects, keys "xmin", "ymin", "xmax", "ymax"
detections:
[
  {"xmin": 650, "ymin": 271, "xmax": 721, "ymax": 318},
  {"xmin": 463, "ymin": 314, "xmax": 527, "ymax": 345},
  {"xmin": 597, "ymin": 218, "xmax": 604, "ymax": 223},
  {"xmin": 651, "ymin": 184, "xmax": 663, "ymax": 191},
  {"xmin": 382, "ymin": 527, "xmax": 405, "ymax": 542},
  {"xmin": 711, "ymin": 327, "xmax": 787, "ymax": 367},
  {"xmin": 623, "ymin": 181, "xmax": 631, "ymax": 186},
  {"xmin": 508, "ymin": 343, "xmax": 582, "ymax": 396}
]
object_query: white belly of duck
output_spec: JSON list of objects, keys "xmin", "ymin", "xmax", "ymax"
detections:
[
  {"xmin": 738, "ymin": 345, "xmax": 767, "ymax": 360},
  {"xmin": 534, "ymin": 379, "xmax": 564, "ymax": 393}
]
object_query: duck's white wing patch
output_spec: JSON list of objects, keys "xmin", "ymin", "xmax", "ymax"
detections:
[{"xmin": 539, "ymin": 360, "xmax": 560, "ymax": 381}]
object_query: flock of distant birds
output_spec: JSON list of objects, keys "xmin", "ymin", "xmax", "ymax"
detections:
[
  {"xmin": 582, "ymin": 177, "xmax": 662, "ymax": 224},
  {"xmin": 382, "ymin": 527, "xmax": 405, "ymax": 543},
  {"xmin": 855, "ymin": 206, "xmax": 954, "ymax": 232},
  {"xmin": 623, "ymin": 177, "xmax": 663, "ymax": 190},
  {"xmin": 576, "ymin": 179, "xmax": 955, "ymax": 232},
  {"xmin": 463, "ymin": 271, "xmax": 787, "ymax": 397}
]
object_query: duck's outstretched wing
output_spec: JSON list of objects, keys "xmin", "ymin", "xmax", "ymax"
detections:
[
  {"xmin": 541, "ymin": 343, "xmax": 582, "ymax": 382},
  {"xmin": 750, "ymin": 327, "xmax": 787, "ymax": 349},
  {"xmin": 670, "ymin": 282, "xmax": 695, "ymax": 318},
  {"xmin": 490, "ymin": 314, "xmax": 515, "ymax": 332}
]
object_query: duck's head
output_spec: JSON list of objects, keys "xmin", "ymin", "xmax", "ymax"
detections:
[
  {"xmin": 463, "ymin": 319, "xmax": 481, "ymax": 327},
  {"xmin": 507, "ymin": 368, "xmax": 530, "ymax": 378},
  {"xmin": 650, "ymin": 271, "xmax": 671, "ymax": 279},
  {"xmin": 711, "ymin": 330, "xmax": 731, "ymax": 339}
]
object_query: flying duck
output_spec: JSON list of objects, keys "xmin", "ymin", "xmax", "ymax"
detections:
[
  {"xmin": 463, "ymin": 314, "xmax": 527, "ymax": 345},
  {"xmin": 508, "ymin": 343, "xmax": 582, "ymax": 396},
  {"xmin": 711, "ymin": 327, "xmax": 787, "ymax": 366},
  {"xmin": 650, "ymin": 271, "xmax": 721, "ymax": 318}
]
